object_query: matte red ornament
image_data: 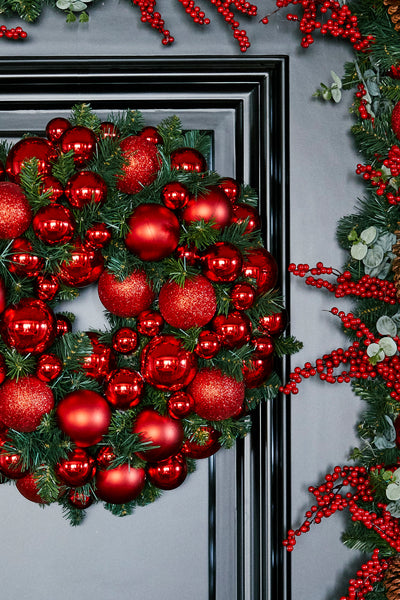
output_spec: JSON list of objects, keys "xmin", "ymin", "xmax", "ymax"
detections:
[
  {"xmin": 201, "ymin": 241, "xmax": 243, "ymax": 282},
  {"xmin": 158, "ymin": 275, "xmax": 216, "ymax": 329},
  {"xmin": 242, "ymin": 356, "xmax": 273, "ymax": 388},
  {"xmin": 8, "ymin": 238, "xmax": 44, "ymax": 278},
  {"xmin": 56, "ymin": 389, "xmax": 111, "ymax": 447},
  {"xmin": 392, "ymin": 101, "xmax": 400, "ymax": 140},
  {"xmin": 147, "ymin": 454, "xmax": 187, "ymax": 490},
  {"xmin": 32, "ymin": 203, "xmax": 75, "ymax": 245},
  {"xmin": 98, "ymin": 269, "xmax": 155, "ymax": 317},
  {"xmin": 6, "ymin": 137, "xmax": 57, "ymax": 183},
  {"xmin": 0, "ymin": 436, "xmax": 27, "ymax": 479},
  {"xmin": 46, "ymin": 117, "xmax": 72, "ymax": 143},
  {"xmin": 175, "ymin": 243, "xmax": 200, "ymax": 266},
  {"xmin": 141, "ymin": 334, "xmax": 197, "ymax": 391},
  {"xmin": 40, "ymin": 175, "xmax": 64, "ymax": 203},
  {"xmin": 252, "ymin": 335, "xmax": 275, "ymax": 359},
  {"xmin": 161, "ymin": 181, "xmax": 190, "ymax": 210},
  {"xmin": 182, "ymin": 186, "xmax": 232, "ymax": 229},
  {"xmin": 1, "ymin": 298, "xmax": 56, "ymax": 355},
  {"xmin": 99, "ymin": 121, "xmax": 120, "ymax": 139},
  {"xmin": 68, "ymin": 489, "xmax": 93, "ymax": 509},
  {"xmin": 16, "ymin": 472, "xmax": 48, "ymax": 504},
  {"xmin": 65, "ymin": 171, "xmax": 108, "ymax": 209},
  {"xmin": 258, "ymin": 310, "xmax": 287, "ymax": 336},
  {"xmin": 139, "ymin": 126, "xmax": 163, "ymax": 145},
  {"xmin": 230, "ymin": 282, "xmax": 256, "ymax": 311},
  {"xmin": 217, "ymin": 177, "xmax": 240, "ymax": 204},
  {"xmin": 167, "ymin": 391, "xmax": 194, "ymax": 419},
  {"xmin": 112, "ymin": 328, "xmax": 138, "ymax": 354},
  {"xmin": 136, "ymin": 310, "xmax": 164, "ymax": 337},
  {"xmin": 95, "ymin": 463, "xmax": 146, "ymax": 504},
  {"xmin": 242, "ymin": 247, "xmax": 279, "ymax": 296},
  {"xmin": 194, "ymin": 330, "xmax": 221, "ymax": 359},
  {"xmin": 231, "ymin": 203, "xmax": 261, "ymax": 234},
  {"xmin": 55, "ymin": 314, "xmax": 72, "ymax": 337},
  {"xmin": 133, "ymin": 408, "xmax": 185, "ymax": 462},
  {"xmin": 59, "ymin": 126, "xmax": 97, "ymax": 166},
  {"xmin": 36, "ymin": 353, "xmax": 63, "ymax": 383},
  {"xmin": 170, "ymin": 147, "xmax": 207, "ymax": 173},
  {"xmin": 187, "ymin": 367, "xmax": 245, "ymax": 421},
  {"xmin": 0, "ymin": 182, "xmax": 32, "ymax": 239},
  {"xmin": 105, "ymin": 368, "xmax": 144, "ymax": 409},
  {"xmin": 35, "ymin": 274, "xmax": 59, "ymax": 302},
  {"xmin": 181, "ymin": 426, "xmax": 221, "ymax": 459},
  {"xmin": 125, "ymin": 203, "xmax": 180, "ymax": 261},
  {"xmin": 117, "ymin": 135, "xmax": 161, "ymax": 194},
  {"xmin": 84, "ymin": 223, "xmax": 112, "ymax": 249},
  {"xmin": 0, "ymin": 375, "xmax": 54, "ymax": 432},
  {"xmin": 59, "ymin": 240, "xmax": 104, "ymax": 287},
  {"xmin": 82, "ymin": 332, "xmax": 115, "ymax": 382},
  {"xmin": 55, "ymin": 448, "xmax": 96, "ymax": 487},
  {"xmin": 212, "ymin": 311, "xmax": 252, "ymax": 349}
]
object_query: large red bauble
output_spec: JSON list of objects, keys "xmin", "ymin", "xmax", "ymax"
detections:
[
  {"xmin": 65, "ymin": 171, "xmax": 108, "ymax": 209},
  {"xmin": 36, "ymin": 353, "xmax": 63, "ymax": 382},
  {"xmin": 16, "ymin": 472, "xmax": 48, "ymax": 504},
  {"xmin": 59, "ymin": 240, "xmax": 104, "ymax": 287},
  {"xmin": 136, "ymin": 309, "xmax": 164, "ymax": 337},
  {"xmin": 392, "ymin": 101, "xmax": 400, "ymax": 140},
  {"xmin": 201, "ymin": 242, "xmax": 243, "ymax": 282},
  {"xmin": 187, "ymin": 367, "xmax": 245, "ymax": 421},
  {"xmin": 8, "ymin": 238, "xmax": 44, "ymax": 278},
  {"xmin": 35, "ymin": 274, "xmax": 59, "ymax": 302},
  {"xmin": 0, "ymin": 182, "xmax": 32, "ymax": 239},
  {"xmin": 125, "ymin": 203, "xmax": 180, "ymax": 261},
  {"xmin": 46, "ymin": 117, "xmax": 72, "ymax": 143},
  {"xmin": 141, "ymin": 335, "xmax": 197, "ymax": 391},
  {"xmin": 170, "ymin": 147, "xmax": 207, "ymax": 173},
  {"xmin": 32, "ymin": 203, "xmax": 75, "ymax": 245},
  {"xmin": 117, "ymin": 135, "xmax": 161, "ymax": 194},
  {"xmin": 59, "ymin": 126, "xmax": 97, "ymax": 166},
  {"xmin": 98, "ymin": 269, "xmax": 155, "ymax": 317},
  {"xmin": 1, "ymin": 298, "xmax": 56, "ymax": 355},
  {"xmin": 105, "ymin": 368, "xmax": 144, "ymax": 409},
  {"xmin": 95, "ymin": 463, "xmax": 146, "ymax": 504},
  {"xmin": 242, "ymin": 357, "xmax": 273, "ymax": 388},
  {"xmin": 56, "ymin": 389, "xmax": 111, "ymax": 447},
  {"xmin": 231, "ymin": 203, "xmax": 261, "ymax": 234},
  {"xmin": 161, "ymin": 181, "xmax": 190, "ymax": 210},
  {"xmin": 112, "ymin": 327, "xmax": 138, "ymax": 354},
  {"xmin": 133, "ymin": 408, "xmax": 184, "ymax": 462},
  {"xmin": 147, "ymin": 454, "xmax": 187, "ymax": 490},
  {"xmin": 55, "ymin": 448, "xmax": 96, "ymax": 487},
  {"xmin": 194, "ymin": 330, "xmax": 221, "ymax": 359},
  {"xmin": 258, "ymin": 310, "xmax": 287, "ymax": 336},
  {"xmin": 0, "ymin": 436, "xmax": 27, "ymax": 479},
  {"xmin": 230, "ymin": 282, "xmax": 256, "ymax": 311},
  {"xmin": 0, "ymin": 375, "xmax": 54, "ymax": 432},
  {"xmin": 82, "ymin": 332, "xmax": 115, "ymax": 382},
  {"xmin": 167, "ymin": 391, "xmax": 194, "ymax": 419},
  {"xmin": 242, "ymin": 247, "xmax": 279, "ymax": 295},
  {"xmin": 6, "ymin": 137, "xmax": 57, "ymax": 183},
  {"xmin": 40, "ymin": 175, "xmax": 64, "ymax": 203},
  {"xmin": 158, "ymin": 275, "xmax": 216, "ymax": 330},
  {"xmin": 181, "ymin": 426, "xmax": 221, "ymax": 459},
  {"xmin": 182, "ymin": 186, "xmax": 232, "ymax": 229},
  {"xmin": 85, "ymin": 223, "xmax": 112, "ymax": 249},
  {"xmin": 212, "ymin": 311, "xmax": 252, "ymax": 349},
  {"xmin": 217, "ymin": 177, "xmax": 240, "ymax": 204}
]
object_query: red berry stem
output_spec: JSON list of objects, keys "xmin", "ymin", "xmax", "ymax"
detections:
[
  {"xmin": 132, "ymin": 0, "xmax": 174, "ymax": 45},
  {"xmin": 356, "ymin": 144, "xmax": 400, "ymax": 205},
  {"xmin": 0, "ymin": 25, "xmax": 27, "ymax": 39},
  {"xmin": 339, "ymin": 548, "xmax": 389, "ymax": 600}
]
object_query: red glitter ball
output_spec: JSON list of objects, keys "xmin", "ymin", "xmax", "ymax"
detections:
[
  {"xmin": 117, "ymin": 135, "xmax": 161, "ymax": 194},
  {"xmin": 0, "ymin": 375, "xmax": 54, "ymax": 432},
  {"xmin": 187, "ymin": 367, "xmax": 245, "ymax": 421},
  {"xmin": 98, "ymin": 269, "xmax": 155, "ymax": 317},
  {"xmin": 0, "ymin": 182, "xmax": 32, "ymax": 239},
  {"xmin": 158, "ymin": 275, "xmax": 216, "ymax": 329}
]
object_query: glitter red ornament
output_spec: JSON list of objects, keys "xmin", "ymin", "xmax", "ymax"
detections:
[
  {"xmin": 6, "ymin": 137, "xmax": 57, "ymax": 183},
  {"xmin": 8, "ymin": 238, "xmax": 43, "ymax": 278},
  {"xmin": 212, "ymin": 311, "xmax": 252, "ymax": 349},
  {"xmin": 46, "ymin": 117, "xmax": 72, "ymax": 143},
  {"xmin": 125, "ymin": 203, "xmax": 180, "ymax": 261},
  {"xmin": 230, "ymin": 282, "xmax": 256, "ymax": 310},
  {"xmin": 201, "ymin": 241, "xmax": 243, "ymax": 282},
  {"xmin": 181, "ymin": 426, "xmax": 221, "ymax": 459},
  {"xmin": 161, "ymin": 181, "xmax": 191, "ymax": 210},
  {"xmin": 98, "ymin": 269, "xmax": 155, "ymax": 317},
  {"xmin": 392, "ymin": 101, "xmax": 400, "ymax": 140},
  {"xmin": 242, "ymin": 247, "xmax": 278, "ymax": 295},
  {"xmin": 56, "ymin": 389, "xmax": 111, "ymax": 447},
  {"xmin": 1, "ymin": 297, "xmax": 56, "ymax": 355},
  {"xmin": 16, "ymin": 472, "xmax": 48, "ymax": 504},
  {"xmin": 32, "ymin": 203, "xmax": 75, "ymax": 245},
  {"xmin": 141, "ymin": 334, "xmax": 197, "ymax": 391},
  {"xmin": 158, "ymin": 274, "xmax": 216, "ymax": 329},
  {"xmin": 136, "ymin": 309, "xmax": 164, "ymax": 337},
  {"xmin": 59, "ymin": 239, "xmax": 104, "ymax": 287},
  {"xmin": 105, "ymin": 368, "xmax": 144, "ymax": 409},
  {"xmin": 95, "ymin": 463, "xmax": 146, "ymax": 504},
  {"xmin": 147, "ymin": 454, "xmax": 187, "ymax": 490},
  {"xmin": 36, "ymin": 353, "xmax": 63, "ymax": 382},
  {"xmin": 170, "ymin": 147, "xmax": 207, "ymax": 173},
  {"xmin": 0, "ymin": 182, "xmax": 32, "ymax": 239},
  {"xmin": 187, "ymin": 367, "xmax": 245, "ymax": 421},
  {"xmin": 0, "ymin": 375, "xmax": 54, "ymax": 432},
  {"xmin": 194, "ymin": 330, "xmax": 221, "ymax": 359},
  {"xmin": 55, "ymin": 448, "xmax": 96, "ymax": 487},
  {"xmin": 167, "ymin": 391, "xmax": 194, "ymax": 419},
  {"xmin": 182, "ymin": 186, "xmax": 232, "ymax": 229},
  {"xmin": 117, "ymin": 135, "xmax": 161, "ymax": 194},
  {"xmin": 65, "ymin": 171, "xmax": 108, "ymax": 209},
  {"xmin": 59, "ymin": 126, "xmax": 97, "ymax": 166},
  {"xmin": 112, "ymin": 328, "xmax": 138, "ymax": 354},
  {"xmin": 133, "ymin": 408, "xmax": 184, "ymax": 462}
]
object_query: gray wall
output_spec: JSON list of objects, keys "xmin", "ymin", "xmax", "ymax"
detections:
[{"xmin": 0, "ymin": 4, "xmax": 363, "ymax": 599}]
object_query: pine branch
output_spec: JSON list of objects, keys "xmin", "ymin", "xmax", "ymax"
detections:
[
  {"xmin": 69, "ymin": 104, "xmax": 101, "ymax": 132},
  {"xmin": 51, "ymin": 151, "xmax": 76, "ymax": 186},
  {"xmin": 106, "ymin": 109, "xmax": 145, "ymax": 137},
  {"xmin": 274, "ymin": 335, "xmax": 303, "ymax": 357}
]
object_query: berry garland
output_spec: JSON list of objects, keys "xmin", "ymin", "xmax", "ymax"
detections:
[{"xmin": 0, "ymin": 103, "xmax": 297, "ymax": 525}]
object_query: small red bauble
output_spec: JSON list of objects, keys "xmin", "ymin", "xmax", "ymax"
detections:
[
  {"xmin": 242, "ymin": 247, "xmax": 279, "ymax": 296},
  {"xmin": 117, "ymin": 135, "xmax": 161, "ymax": 194},
  {"xmin": 201, "ymin": 242, "xmax": 243, "ymax": 282},
  {"xmin": 258, "ymin": 310, "xmax": 287, "ymax": 336},
  {"xmin": 231, "ymin": 203, "xmax": 261, "ymax": 234},
  {"xmin": 99, "ymin": 121, "xmax": 120, "ymax": 139},
  {"xmin": 230, "ymin": 282, "xmax": 256, "ymax": 310},
  {"xmin": 84, "ymin": 223, "xmax": 112, "ymax": 249},
  {"xmin": 0, "ymin": 375, "xmax": 54, "ymax": 432},
  {"xmin": 1, "ymin": 298, "xmax": 56, "ymax": 355},
  {"xmin": 147, "ymin": 454, "xmax": 187, "ymax": 490},
  {"xmin": 125, "ymin": 203, "xmax": 180, "ymax": 261},
  {"xmin": 136, "ymin": 310, "xmax": 164, "ymax": 337},
  {"xmin": 242, "ymin": 357, "xmax": 273, "ymax": 388},
  {"xmin": 252, "ymin": 335, "xmax": 275, "ymax": 359},
  {"xmin": 133, "ymin": 408, "xmax": 184, "ymax": 462},
  {"xmin": 59, "ymin": 240, "xmax": 104, "ymax": 287},
  {"xmin": 40, "ymin": 175, "xmax": 64, "ymax": 203},
  {"xmin": 65, "ymin": 171, "xmax": 108, "ymax": 209},
  {"xmin": 98, "ymin": 269, "xmax": 155, "ymax": 317},
  {"xmin": 105, "ymin": 368, "xmax": 144, "ymax": 409},
  {"xmin": 161, "ymin": 181, "xmax": 190, "ymax": 210},
  {"xmin": 167, "ymin": 391, "xmax": 194, "ymax": 419},
  {"xmin": 82, "ymin": 332, "xmax": 115, "ymax": 382},
  {"xmin": 45, "ymin": 117, "xmax": 72, "ymax": 143},
  {"xmin": 55, "ymin": 448, "xmax": 96, "ymax": 487},
  {"xmin": 392, "ymin": 101, "xmax": 400, "ymax": 140},
  {"xmin": 35, "ymin": 274, "xmax": 59, "ymax": 302},
  {"xmin": 8, "ymin": 238, "xmax": 44, "ymax": 278},
  {"xmin": 55, "ymin": 314, "xmax": 72, "ymax": 337},
  {"xmin": 16, "ymin": 472, "xmax": 48, "ymax": 504},
  {"xmin": 0, "ymin": 436, "xmax": 27, "ymax": 479},
  {"xmin": 96, "ymin": 445, "xmax": 116, "ymax": 469},
  {"xmin": 95, "ymin": 463, "xmax": 146, "ymax": 504},
  {"xmin": 139, "ymin": 126, "xmax": 163, "ymax": 145},
  {"xmin": 0, "ymin": 182, "xmax": 32, "ymax": 239},
  {"xmin": 181, "ymin": 426, "xmax": 221, "ymax": 459},
  {"xmin": 182, "ymin": 186, "xmax": 232, "ymax": 230},
  {"xmin": 36, "ymin": 353, "xmax": 63, "ymax": 382},
  {"xmin": 158, "ymin": 275, "xmax": 216, "ymax": 330},
  {"xmin": 194, "ymin": 330, "xmax": 221, "ymax": 359},
  {"xmin": 187, "ymin": 367, "xmax": 245, "ymax": 421},
  {"xmin": 175, "ymin": 243, "xmax": 200, "ymax": 266},
  {"xmin": 68, "ymin": 489, "xmax": 93, "ymax": 509},
  {"xmin": 32, "ymin": 203, "xmax": 75, "ymax": 245},
  {"xmin": 212, "ymin": 311, "xmax": 252, "ymax": 349},
  {"xmin": 6, "ymin": 137, "xmax": 57, "ymax": 183},
  {"xmin": 112, "ymin": 328, "xmax": 138, "ymax": 354},
  {"xmin": 217, "ymin": 177, "xmax": 240, "ymax": 204},
  {"xmin": 59, "ymin": 126, "xmax": 97, "ymax": 166},
  {"xmin": 170, "ymin": 147, "xmax": 207, "ymax": 173},
  {"xmin": 141, "ymin": 334, "xmax": 197, "ymax": 391},
  {"xmin": 56, "ymin": 389, "xmax": 111, "ymax": 447}
]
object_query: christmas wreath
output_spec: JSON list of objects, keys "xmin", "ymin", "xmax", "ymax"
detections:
[{"xmin": 0, "ymin": 103, "xmax": 296, "ymax": 525}]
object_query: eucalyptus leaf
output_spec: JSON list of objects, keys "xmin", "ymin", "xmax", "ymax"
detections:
[
  {"xmin": 71, "ymin": 1, "xmax": 87, "ymax": 10},
  {"xmin": 383, "ymin": 414, "xmax": 396, "ymax": 442},
  {"xmin": 366, "ymin": 343, "xmax": 385, "ymax": 362},
  {"xmin": 373, "ymin": 434, "xmax": 396, "ymax": 450},
  {"xmin": 331, "ymin": 88, "xmax": 342, "ymax": 103},
  {"xmin": 351, "ymin": 242, "xmax": 368, "ymax": 260},
  {"xmin": 386, "ymin": 501, "xmax": 400, "ymax": 517},
  {"xmin": 366, "ymin": 79, "xmax": 380, "ymax": 97},
  {"xmin": 364, "ymin": 259, "xmax": 392, "ymax": 279},
  {"xmin": 363, "ymin": 245, "xmax": 384, "ymax": 268},
  {"xmin": 376, "ymin": 315, "xmax": 397, "ymax": 337},
  {"xmin": 386, "ymin": 483, "xmax": 400, "ymax": 502},
  {"xmin": 330, "ymin": 71, "xmax": 342, "ymax": 88},
  {"xmin": 56, "ymin": 0, "xmax": 71, "ymax": 8},
  {"xmin": 379, "ymin": 336, "xmax": 397, "ymax": 357},
  {"xmin": 360, "ymin": 226, "xmax": 377, "ymax": 245},
  {"xmin": 375, "ymin": 231, "xmax": 396, "ymax": 252}
]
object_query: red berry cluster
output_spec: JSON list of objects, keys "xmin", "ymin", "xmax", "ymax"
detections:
[
  {"xmin": 0, "ymin": 25, "xmax": 27, "ymax": 39},
  {"xmin": 132, "ymin": 0, "xmax": 174, "ymax": 45},
  {"xmin": 178, "ymin": 0, "xmax": 210, "ymax": 24},
  {"xmin": 355, "ymin": 146, "xmax": 400, "ymax": 205},
  {"xmin": 355, "ymin": 83, "xmax": 374, "ymax": 122},
  {"xmin": 339, "ymin": 548, "xmax": 389, "ymax": 600}
]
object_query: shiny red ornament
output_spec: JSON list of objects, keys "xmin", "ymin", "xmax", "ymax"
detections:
[
  {"xmin": 170, "ymin": 147, "xmax": 207, "ymax": 173},
  {"xmin": 68, "ymin": 489, "xmax": 93, "ymax": 509},
  {"xmin": 96, "ymin": 445, "xmax": 116, "ymax": 469},
  {"xmin": 45, "ymin": 117, "xmax": 72, "ymax": 143},
  {"xmin": 16, "ymin": 472, "xmax": 48, "ymax": 504},
  {"xmin": 40, "ymin": 175, "xmax": 64, "ymax": 203},
  {"xmin": 187, "ymin": 367, "xmax": 245, "ymax": 421},
  {"xmin": 99, "ymin": 121, "xmax": 120, "ymax": 139},
  {"xmin": 231, "ymin": 203, "xmax": 261, "ymax": 234},
  {"xmin": 147, "ymin": 454, "xmax": 187, "ymax": 490},
  {"xmin": 60, "ymin": 126, "xmax": 97, "ymax": 166},
  {"xmin": 6, "ymin": 137, "xmax": 57, "ymax": 183},
  {"xmin": 158, "ymin": 275, "xmax": 216, "ymax": 330},
  {"xmin": 161, "ymin": 181, "xmax": 190, "ymax": 210},
  {"xmin": 0, "ymin": 161, "xmax": 4, "ymax": 181},
  {"xmin": 56, "ymin": 389, "xmax": 111, "ymax": 447},
  {"xmin": 36, "ymin": 353, "xmax": 63, "ymax": 383},
  {"xmin": 175, "ymin": 243, "xmax": 200, "ymax": 266},
  {"xmin": 230, "ymin": 282, "xmax": 256, "ymax": 311},
  {"xmin": 65, "ymin": 171, "xmax": 108, "ymax": 209},
  {"xmin": 242, "ymin": 356, "xmax": 273, "ymax": 388},
  {"xmin": 136, "ymin": 310, "xmax": 164, "ymax": 337},
  {"xmin": 0, "ymin": 375, "xmax": 54, "ymax": 432},
  {"xmin": 212, "ymin": 311, "xmax": 252, "ymax": 349},
  {"xmin": 117, "ymin": 135, "xmax": 161, "ymax": 194},
  {"xmin": 0, "ymin": 182, "xmax": 32, "ymax": 239},
  {"xmin": 55, "ymin": 314, "xmax": 72, "ymax": 337},
  {"xmin": 32, "ymin": 203, "xmax": 75, "ymax": 245},
  {"xmin": 84, "ymin": 223, "xmax": 112, "ymax": 249},
  {"xmin": 201, "ymin": 242, "xmax": 243, "ymax": 282},
  {"xmin": 82, "ymin": 332, "xmax": 115, "ymax": 382},
  {"xmin": 182, "ymin": 186, "xmax": 232, "ymax": 230},
  {"xmin": 125, "ymin": 203, "xmax": 180, "ymax": 261},
  {"xmin": 8, "ymin": 238, "xmax": 44, "ymax": 278},
  {"xmin": 35, "ymin": 274, "xmax": 59, "ymax": 302},
  {"xmin": 181, "ymin": 426, "xmax": 221, "ymax": 459},
  {"xmin": 139, "ymin": 126, "xmax": 163, "ymax": 145},
  {"xmin": 1, "ymin": 298, "xmax": 56, "ymax": 355},
  {"xmin": 105, "ymin": 368, "xmax": 144, "ymax": 409},
  {"xmin": 55, "ymin": 448, "xmax": 96, "ymax": 487},
  {"xmin": 252, "ymin": 335, "xmax": 275, "ymax": 359},
  {"xmin": 98, "ymin": 269, "xmax": 155, "ymax": 317},
  {"xmin": 95, "ymin": 463, "xmax": 146, "ymax": 504},
  {"xmin": 0, "ymin": 436, "xmax": 27, "ymax": 479},
  {"xmin": 59, "ymin": 239, "xmax": 104, "ymax": 287},
  {"xmin": 167, "ymin": 391, "xmax": 194, "ymax": 419},
  {"xmin": 141, "ymin": 334, "xmax": 197, "ymax": 391},
  {"xmin": 217, "ymin": 177, "xmax": 240, "ymax": 204},
  {"xmin": 194, "ymin": 330, "xmax": 221, "ymax": 359},
  {"xmin": 259, "ymin": 310, "xmax": 287, "ymax": 336},
  {"xmin": 112, "ymin": 328, "xmax": 138, "ymax": 354},
  {"xmin": 242, "ymin": 247, "xmax": 278, "ymax": 296},
  {"xmin": 133, "ymin": 408, "xmax": 184, "ymax": 462}
]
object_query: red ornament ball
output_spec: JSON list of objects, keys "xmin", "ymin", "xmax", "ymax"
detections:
[
  {"xmin": 0, "ymin": 182, "xmax": 32, "ymax": 239},
  {"xmin": 56, "ymin": 389, "xmax": 111, "ymax": 447},
  {"xmin": 147, "ymin": 454, "xmax": 187, "ymax": 490},
  {"xmin": 252, "ymin": 335, "xmax": 275, "ymax": 359},
  {"xmin": 46, "ymin": 117, "xmax": 71, "ymax": 143},
  {"xmin": 194, "ymin": 330, "xmax": 221, "ymax": 359},
  {"xmin": 0, "ymin": 436, "xmax": 27, "ymax": 479},
  {"xmin": 182, "ymin": 186, "xmax": 232, "ymax": 230},
  {"xmin": 0, "ymin": 375, "xmax": 54, "ymax": 432},
  {"xmin": 136, "ymin": 310, "xmax": 164, "ymax": 337},
  {"xmin": 59, "ymin": 240, "xmax": 104, "ymax": 287},
  {"xmin": 98, "ymin": 269, "xmax": 155, "ymax": 317},
  {"xmin": 139, "ymin": 126, "xmax": 163, "ymax": 145},
  {"xmin": 6, "ymin": 137, "xmax": 57, "ymax": 183},
  {"xmin": 158, "ymin": 275, "xmax": 216, "ymax": 330},
  {"xmin": 68, "ymin": 489, "xmax": 93, "ymax": 509},
  {"xmin": 230, "ymin": 282, "xmax": 256, "ymax": 311},
  {"xmin": 125, "ymin": 203, "xmax": 180, "ymax": 261},
  {"xmin": 105, "ymin": 368, "xmax": 144, "ymax": 409},
  {"xmin": 232, "ymin": 203, "xmax": 261, "ymax": 234},
  {"xmin": 82, "ymin": 332, "xmax": 115, "ymax": 382},
  {"xmin": 8, "ymin": 238, "xmax": 43, "ymax": 278},
  {"xmin": 36, "ymin": 353, "xmax": 63, "ymax": 382},
  {"xmin": 392, "ymin": 101, "xmax": 400, "ymax": 140},
  {"xmin": 35, "ymin": 274, "xmax": 59, "ymax": 302},
  {"xmin": 161, "ymin": 181, "xmax": 190, "ymax": 210},
  {"xmin": 65, "ymin": 171, "xmax": 108, "ymax": 209},
  {"xmin": 175, "ymin": 243, "xmax": 200, "ymax": 266},
  {"xmin": 212, "ymin": 311, "xmax": 252, "ymax": 349},
  {"xmin": 99, "ymin": 122, "xmax": 120, "ymax": 139},
  {"xmin": 55, "ymin": 448, "xmax": 96, "ymax": 487},
  {"xmin": 259, "ymin": 310, "xmax": 287, "ymax": 336},
  {"xmin": 112, "ymin": 328, "xmax": 138, "ymax": 354},
  {"xmin": 1, "ymin": 297, "xmax": 56, "ymax": 355},
  {"xmin": 32, "ymin": 203, "xmax": 75, "ymax": 245},
  {"xmin": 117, "ymin": 135, "xmax": 160, "ymax": 194},
  {"xmin": 16, "ymin": 472, "xmax": 48, "ymax": 504},
  {"xmin": 95, "ymin": 463, "xmax": 146, "ymax": 504},
  {"xmin": 181, "ymin": 426, "xmax": 221, "ymax": 459},
  {"xmin": 141, "ymin": 334, "xmax": 197, "ymax": 391},
  {"xmin": 167, "ymin": 391, "xmax": 194, "ymax": 419},
  {"xmin": 242, "ymin": 247, "xmax": 278, "ymax": 296},
  {"xmin": 201, "ymin": 241, "xmax": 243, "ymax": 282},
  {"xmin": 0, "ymin": 161, "xmax": 5, "ymax": 181},
  {"xmin": 133, "ymin": 408, "xmax": 184, "ymax": 462},
  {"xmin": 242, "ymin": 357, "xmax": 273, "ymax": 388},
  {"xmin": 85, "ymin": 223, "xmax": 112, "ymax": 249},
  {"xmin": 187, "ymin": 367, "xmax": 245, "ymax": 421},
  {"xmin": 55, "ymin": 314, "xmax": 72, "ymax": 337},
  {"xmin": 217, "ymin": 177, "xmax": 240, "ymax": 204},
  {"xmin": 40, "ymin": 175, "xmax": 64, "ymax": 203},
  {"xmin": 60, "ymin": 126, "xmax": 97, "ymax": 166},
  {"xmin": 170, "ymin": 147, "xmax": 207, "ymax": 173}
]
